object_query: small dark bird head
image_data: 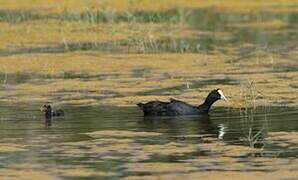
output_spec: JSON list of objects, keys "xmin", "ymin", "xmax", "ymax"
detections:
[
  {"xmin": 41, "ymin": 104, "xmax": 52, "ymax": 115},
  {"xmin": 205, "ymin": 89, "xmax": 228, "ymax": 103}
]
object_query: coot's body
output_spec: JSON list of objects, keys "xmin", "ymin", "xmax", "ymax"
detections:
[
  {"xmin": 137, "ymin": 89, "xmax": 227, "ymax": 116},
  {"xmin": 41, "ymin": 104, "xmax": 64, "ymax": 118}
]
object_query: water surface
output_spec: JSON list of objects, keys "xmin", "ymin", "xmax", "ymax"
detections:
[{"xmin": 0, "ymin": 104, "xmax": 297, "ymax": 179}]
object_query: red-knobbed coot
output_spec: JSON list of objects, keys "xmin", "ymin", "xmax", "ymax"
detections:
[{"xmin": 137, "ymin": 89, "xmax": 227, "ymax": 116}]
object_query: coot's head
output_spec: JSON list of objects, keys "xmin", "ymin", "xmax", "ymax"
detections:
[
  {"xmin": 206, "ymin": 89, "xmax": 228, "ymax": 103},
  {"xmin": 41, "ymin": 104, "xmax": 52, "ymax": 114}
]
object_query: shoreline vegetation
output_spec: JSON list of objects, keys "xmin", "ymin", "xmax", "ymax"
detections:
[{"xmin": 0, "ymin": 0, "xmax": 297, "ymax": 107}]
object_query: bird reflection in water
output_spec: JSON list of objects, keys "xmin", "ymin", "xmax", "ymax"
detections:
[
  {"xmin": 45, "ymin": 117, "xmax": 52, "ymax": 128},
  {"xmin": 218, "ymin": 124, "xmax": 226, "ymax": 140},
  {"xmin": 139, "ymin": 114, "xmax": 228, "ymax": 142}
]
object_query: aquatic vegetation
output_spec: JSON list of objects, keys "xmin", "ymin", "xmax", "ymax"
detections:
[
  {"xmin": 0, "ymin": 51, "xmax": 297, "ymax": 108},
  {"xmin": 0, "ymin": 0, "xmax": 297, "ymax": 109},
  {"xmin": 84, "ymin": 130, "xmax": 162, "ymax": 138},
  {"xmin": 0, "ymin": 163, "xmax": 116, "ymax": 179},
  {"xmin": 243, "ymin": 128, "xmax": 265, "ymax": 148}
]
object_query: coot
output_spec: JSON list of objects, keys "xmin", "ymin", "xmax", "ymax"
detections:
[
  {"xmin": 41, "ymin": 104, "xmax": 64, "ymax": 118},
  {"xmin": 137, "ymin": 89, "xmax": 227, "ymax": 116}
]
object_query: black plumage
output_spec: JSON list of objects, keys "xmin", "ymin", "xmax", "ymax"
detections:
[
  {"xmin": 41, "ymin": 104, "xmax": 64, "ymax": 118},
  {"xmin": 137, "ymin": 89, "xmax": 227, "ymax": 116}
]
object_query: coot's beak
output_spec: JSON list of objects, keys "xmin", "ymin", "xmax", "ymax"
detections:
[
  {"xmin": 218, "ymin": 89, "xmax": 228, "ymax": 101},
  {"xmin": 221, "ymin": 95, "xmax": 228, "ymax": 101}
]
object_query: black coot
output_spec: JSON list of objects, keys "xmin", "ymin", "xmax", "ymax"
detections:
[
  {"xmin": 41, "ymin": 104, "xmax": 64, "ymax": 118},
  {"xmin": 137, "ymin": 89, "xmax": 227, "ymax": 116}
]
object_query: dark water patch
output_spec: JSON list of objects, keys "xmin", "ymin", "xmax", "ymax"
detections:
[
  {"xmin": 271, "ymin": 65, "xmax": 298, "ymax": 73},
  {"xmin": 290, "ymin": 84, "xmax": 298, "ymax": 89},
  {"xmin": 0, "ymin": 72, "xmax": 119, "ymax": 84},
  {"xmin": 288, "ymin": 12, "xmax": 298, "ymax": 25},
  {"xmin": 231, "ymin": 29, "xmax": 269, "ymax": 47},
  {"xmin": 231, "ymin": 30, "xmax": 297, "ymax": 57},
  {"xmin": 0, "ymin": 9, "xmax": 41, "ymax": 23},
  {"xmin": 0, "ymin": 72, "xmax": 35, "ymax": 84},
  {"xmin": 0, "ymin": 72, "xmax": 123, "ymax": 85},
  {"xmin": 62, "ymin": 72, "xmax": 92, "ymax": 79},
  {"xmin": 0, "ymin": 30, "xmax": 295, "ymax": 57},
  {"xmin": 59, "ymin": 72, "xmax": 121, "ymax": 81},
  {"xmin": 1, "ymin": 30, "xmax": 294, "ymax": 56},
  {"xmin": 0, "ymin": 44, "xmax": 66, "ymax": 56},
  {"xmin": 188, "ymin": 8, "xmax": 297, "ymax": 30},
  {"xmin": 60, "ymin": 72, "xmax": 123, "ymax": 81},
  {"xmin": 0, "ymin": 36, "xmax": 219, "ymax": 56},
  {"xmin": 226, "ymin": 69, "xmax": 297, "ymax": 76},
  {"xmin": 131, "ymin": 68, "xmax": 152, "ymax": 78},
  {"xmin": 187, "ymin": 8, "xmax": 238, "ymax": 31}
]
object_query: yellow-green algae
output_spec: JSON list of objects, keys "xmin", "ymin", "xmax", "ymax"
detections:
[
  {"xmin": 1, "ymin": 130, "xmax": 298, "ymax": 179},
  {"xmin": 51, "ymin": 167, "xmax": 116, "ymax": 177},
  {"xmin": 0, "ymin": 164, "xmax": 55, "ymax": 180},
  {"xmin": 125, "ymin": 162, "xmax": 196, "ymax": 173},
  {"xmin": 265, "ymin": 132, "xmax": 298, "ymax": 148},
  {"xmin": 124, "ymin": 170, "xmax": 298, "ymax": 180},
  {"xmin": 0, "ymin": 163, "xmax": 116, "ymax": 179},
  {"xmin": 0, "ymin": 143, "xmax": 27, "ymax": 152},
  {"xmin": 0, "ymin": 52, "xmax": 297, "ymax": 108}
]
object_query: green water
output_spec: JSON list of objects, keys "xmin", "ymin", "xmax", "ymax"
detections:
[{"xmin": 0, "ymin": 103, "xmax": 297, "ymax": 179}]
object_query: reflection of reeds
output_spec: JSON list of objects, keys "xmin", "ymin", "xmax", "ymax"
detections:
[
  {"xmin": 246, "ymin": 127, "xmax": 264, "ymax": 148},
  {"xmin": 239, "ymin": 110, "xmax": 266, "ymax": 149},
  {"xmin": 3, "ymin": 70, "xmax": 8, "ymax": 84},
  {"xmin": 239, "ymin": 80, "xmax": 269, "ymax": 149}
]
